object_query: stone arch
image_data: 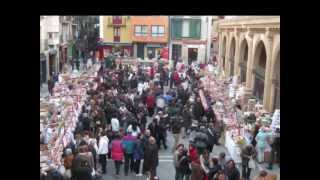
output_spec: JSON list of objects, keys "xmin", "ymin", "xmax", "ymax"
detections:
[
  {"xmin": 239, "ymin": 38, "xmax": 249, "ymax": 83},
  {"xmin": 270, "ymin": 41, "xmax": 280, "ymax": 112},
  {"xmin": 251, "ymin": 39, "xmax": 268, "ymax": 103},
  {"xmin": 228, "ymin": 36, "xmax": 236, "ymax": 76}
]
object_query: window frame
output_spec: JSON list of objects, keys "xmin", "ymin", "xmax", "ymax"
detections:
[
  {"xmin": 135, "ymin": 25, "xmax": 148, "ymax": 36},
  {"xmin": 151, "ymin": 25, "xmax": 165, "ymax": 37}
]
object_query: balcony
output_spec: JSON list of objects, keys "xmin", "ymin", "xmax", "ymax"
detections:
[{"xmin": 107, "ymin": 16, "xmax": 127, "ymax": 27}]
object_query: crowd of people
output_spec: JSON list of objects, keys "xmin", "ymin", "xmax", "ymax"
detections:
[{"xmin": 41, "ymin": 56, "xmax": 279, "ymax": 180}]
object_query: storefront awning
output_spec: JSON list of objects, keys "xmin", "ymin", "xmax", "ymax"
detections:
[
  {"xmin": 99, "ymin": 42, "xmax": 132, "ymax": 46},
  {"xmin": 146, "ymin": 44, "xmax": 163, "ymax": 48}
]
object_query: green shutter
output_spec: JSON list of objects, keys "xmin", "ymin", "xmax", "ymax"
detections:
[
  {"xmin": 189, "ymin": 19, "xmax": 201, "ymax": 39},
  {"xmin": 196, "ymin": 20, "xmax": 201, "ymax": 39},
  {"xmin": 172, "ymin": 19, "xmax": 182, "ymax": 39}
]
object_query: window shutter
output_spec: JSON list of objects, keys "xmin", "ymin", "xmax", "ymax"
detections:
[{"xmin": 173, "ymin": 20, "xmax": 182, "ymax": 39}]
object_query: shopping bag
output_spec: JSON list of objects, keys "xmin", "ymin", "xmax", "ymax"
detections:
[
  {"xmin": 91, "ymin": 168, "xmax": 96, "ymax": 176},
  {"xmin": 248, "ymin": 157, "xmax": 256, "ymax": 169}
]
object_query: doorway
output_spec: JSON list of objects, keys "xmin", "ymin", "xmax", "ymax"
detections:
[
  {"xmin": 49, "ymin": 54, "xmax": 55, "ymax": 77},
  {"xmin": 147, "ymin": 47, "xmax": 156, "ymax": 60},
  {"xmin": 188, "ymin": 48, "xmax": 198, "ymax": 65},
  {"xmin": 137, "ymin": 43, "xmax": 145, "ymax": 59}
]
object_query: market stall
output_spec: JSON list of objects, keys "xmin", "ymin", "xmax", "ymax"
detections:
[
  {"xmin": 40, "ymin": 64, "xmax": 101, "ymax": 175},
  {"xmin": 198, "ymin": 64, "xmax": 279, "ymax": 164}
]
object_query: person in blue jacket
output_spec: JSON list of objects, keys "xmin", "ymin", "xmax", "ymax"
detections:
[
  {"xmin": 133, "ymin": 133, "xmax": 144, "ymax": 176},
  {"xmin": 122, "ymin": 131, "xmax": 137, "ymax": 176}
]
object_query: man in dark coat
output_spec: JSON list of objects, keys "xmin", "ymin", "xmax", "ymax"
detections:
[
  {"xmin": 143, "ymin": 137, "xmax": 159, "ymax": 180},
  {"xmin": 193, "ymin": 97, "xmax": 204, "ymax": 122},
  {"xmin": 206, "ymin": 123, "xmax": 218, "ymax": 153},
  {"xmin": 71, "ymin": 153, "xmax": 93, "ymax": 180},
  {"xmin": 241, "ymin": 144, "xmax": 257, "ymax": 180}
]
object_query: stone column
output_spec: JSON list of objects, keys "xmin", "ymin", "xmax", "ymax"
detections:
[
  {"xmin": 133, "ymin": 43, "xmax": 137, "ymax": 58},
  {"xmin": 245, "ymin": 28, "xmax": 254, "ymax": 91},
  {"xmin": 234, "ymin": 29, "xmax": 241, "ymax": 77},
  {"xmin": 262, "ymin": 28, "xmax": 274, "ymax": 112}
]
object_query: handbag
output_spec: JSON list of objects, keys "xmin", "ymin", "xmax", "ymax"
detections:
[{"xmin": 248, "ymin": 157, "xmax": 256, "ymax": 169}]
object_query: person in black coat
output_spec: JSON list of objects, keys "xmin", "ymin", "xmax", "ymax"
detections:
[
  {"xmin": 193, "ymin": 97, "xmax": 204, "ymax": 122},
  {"xmin": 144, "ymin": 137, "xmax": 159, "ymax": 180},
  {"xmin": 240, "ymin": 144, "xmax": 256, "ymax": 180},
  {"xmin": 206, "ymin": 123, "xmax": 218, "ymax": 153},
  {"xmin": 177, "ymin": 148, "xmax": 191, "ymax": 180},
  {"xmin": 148, "ymin": 119, "xmax": 158, "ymax": 138},
  {"xmin": 224, "ymin": 159, "xmax": 240, "ymax": 180},
  {"xmin": 208, "ymin": 157, "xmax": 222, "ymax": 180},
  {"xmin": 71, "ymin": 153, "xmax": 93, "ymax": 180},
  {"xmin": 267, "ymin": 128, "xmax": 280, "ymax": 170},
  {"xmin": 156, "ymin": 119, "xmax": 167, "ymax": 150}
]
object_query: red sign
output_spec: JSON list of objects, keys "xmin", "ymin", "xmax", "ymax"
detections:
[{"xmin": 160, "ymin": 47, "xmax": 169, "ymax": 60}]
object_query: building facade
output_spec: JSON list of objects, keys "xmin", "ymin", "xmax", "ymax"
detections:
[
  {"xmin": 210, "ymin": 16, "xmax": 224, "ymax": 61},
  {"xmin": 40, "ymin": 16, "xmax": 49, "ymax": 86},
  {"xmin": 169, "ymin": 16, "xmax": 212, "ymax": 65},
  {"xmin": 45, "ymin": 16, "xmax": 60, "ymax": 78},
  {"xmin": 131, "ymin": 16, "xmax": 169, "ymax": 60},
  {"xmin": 98, "ymin": 16, "xmax": 133, "ymax": 58},
  {"xmin": 217, "ymin": 16, "xmax": 280, "ymax": 113},
  {"xmin": 74, "ymin": 16, "xmax": 99, "ymax": 61}
]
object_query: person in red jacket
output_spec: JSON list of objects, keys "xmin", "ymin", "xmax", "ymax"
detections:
[
  {"xmin": 173, "ymin": 71, "xmax": 180, "ymax": 87},
  {"xmin": 146, "ymin": 92, "xmax": 156, "ymax": 117},
  {"xmin": 150, "ymin": 66, "xmax": 155, "ymax": 80},
  {"xmin": 111, "ymin": 133, "xmax": 125, "ymax": 176}
]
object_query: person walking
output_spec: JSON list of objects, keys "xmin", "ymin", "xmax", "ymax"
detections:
[
  {"xmin": 200, "ymin": 150, "xmax": 210, "ymax": 180},
  {"xmin": 110, "ymin": 133, "xmax": 124, "ymax": 176},
  {"xmin": 240, "ymin": 144, "xmax": 256, "ymax": 180},
  {"xmin": 156, "ymin": 118, "xmax": 168, "ymax": 150},
  {"xmin": 122, "ymin": 131, "xmax": 137, "ymax": 176},
  {"xmin": 208, "ymin": 158, "xmax": 222, "ymax": 180},
  {"xmin": 146, "ymin": 92, "xmax": 156, "ymax": 117},
  {"xmin": 224, "ymin": 159, "xmax": 240, "ymax": 180},
  {"xmin": 218, "ymin": 152, "xmax": 227, "ymax": 171},
  {"xmin": 255, "ymin": 127, "xmax": 271, "ymax": 163},
  {"xmin": 133, "ymin": 134, "xmax": 144, "ymax": 176},
  {"xmin": 144, "ymin": 137, "xmax": 159, "ymax": 180},
  {"xmin": 174, "ymin": 144, "xmax": 184, "ymax": 180},
  {"xmin": 142, "ymin": 129, "xmax": 152, "ymax": 175},
  {"xmin": 177, "ymin": 148, "xmax": 191, "ymax": 180},
  {"xmin": 171, "ymin": 116, "xmax": 182, "ymax": 152},
  {"xmin": 267, "ymin": 128, "xmax": 280, "ymax": 170},
  {"xmin": 206, "ymin": 123, "xmax": 217, "ymax": 153},
  {"xmin": 71, "ymin": 149, "xmax": 93, "ymax": 180},
  {"xmin": 97, "ymin": 131, "xmax": 109, "ymax": 174}
]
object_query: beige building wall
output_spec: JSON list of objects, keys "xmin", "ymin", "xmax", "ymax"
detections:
[{"xmin": 217, "ymin": 16, "xmax": 280, "ymax": 112}]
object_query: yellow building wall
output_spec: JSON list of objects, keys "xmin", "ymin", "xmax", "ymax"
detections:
[{"xmin": 102, "ymin": 16, "xmax": 132, "ymax": 43}]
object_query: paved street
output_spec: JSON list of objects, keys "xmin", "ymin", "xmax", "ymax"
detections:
[{"xmin": 97, "ymin": 116, "xmax": 280, "ymax": 180}]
